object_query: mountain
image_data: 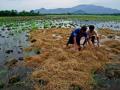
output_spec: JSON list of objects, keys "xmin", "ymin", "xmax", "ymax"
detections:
[
  {"xmin": 35, "ymin": 8, "xmax": 85, "ymax": 14},
  {"xmin": 72, "ymin": 5, "xmax": 120, "ymax": 14},
  {"xmin": 34, "ymin": 4, "xmax": 120, "ymax": 14}
]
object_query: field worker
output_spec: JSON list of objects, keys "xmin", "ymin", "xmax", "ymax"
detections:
[
  {"xmin": 87, "ymin": 25, "xmax": 100, "ymax": 47},
  {"xmin": 66, "ymin": 26, "xmax": 87, "ymax": 51}
]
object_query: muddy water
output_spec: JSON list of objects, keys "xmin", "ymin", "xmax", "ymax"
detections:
[
  {"xmin": 0, "ymin": 30, "xmax": 26, "ymax": 63},
  {"xmin": 0, "ymin": 28, "xmax": 36, "ymax": 90},
  {"xmin": 93, "ymin": 63, "xmax": 120, "ymax": 90}
]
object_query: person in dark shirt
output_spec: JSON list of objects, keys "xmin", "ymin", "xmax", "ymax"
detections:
[{"xmin": 67, "ymin": 26, "xmax": 87, "ymax": 50}]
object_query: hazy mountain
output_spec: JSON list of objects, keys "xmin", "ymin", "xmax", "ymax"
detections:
[
  {"xmin": 34, "ymin": 4, "xmax": 120, "ymax": 14},
  {"xmin": 72, "ymin": 5, "xmax": 120, "ymax": 14},
  {"xmin": 35, "ymin": 8, "xmax": 85, "ymax": 14}
]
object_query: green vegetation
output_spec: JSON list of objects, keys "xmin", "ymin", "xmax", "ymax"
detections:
[
  {"xmin": 0, "ymin": 15, "xmax": 120, "ymax": 24},
  {"xmin": 0, "ymin": 10, "xmax": 40, "ymax": 16}
]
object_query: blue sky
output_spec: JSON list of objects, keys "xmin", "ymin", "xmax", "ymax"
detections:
[{"xmin": 0, "ymin": 0, "xmax": 120, "ymax": 11}]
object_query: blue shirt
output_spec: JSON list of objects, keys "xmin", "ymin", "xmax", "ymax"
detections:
[{"xmin": 71, "ymin": 28, "xmax": 87, "ymax": 38}]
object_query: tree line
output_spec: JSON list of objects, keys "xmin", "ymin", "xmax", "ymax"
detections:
[
  {"xmin": 0, "ymin": 10, "xmax": 120, "ymax": 16},
  {"xmin": 0, "ymin": 10, "xmax": 40, "ymax": 16}
]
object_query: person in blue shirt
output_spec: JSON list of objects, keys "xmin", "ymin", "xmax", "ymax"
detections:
[{"xmin": 67, "ymin": 26, "xmax": 87, "ymax": 50}]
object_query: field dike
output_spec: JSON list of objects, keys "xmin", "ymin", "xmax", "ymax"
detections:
[{"xmin": 24, "ymin": 28, "xmax": 120, "ymax": 90}]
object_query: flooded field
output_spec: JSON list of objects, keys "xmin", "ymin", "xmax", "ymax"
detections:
[
  {"xmin": 0, "ymin": 19, "xmax": 120, "ymax": 30},
  {"xmin": 0, "ymin": 19, "xmax": 119, "ymax": 62},
  {"xmin": 0, "ymin": 27, "xmax": 37, "ymax": 89},
  {"xmin": 0, "ymin": 16, "xmax": 120, "ymax": 90}
]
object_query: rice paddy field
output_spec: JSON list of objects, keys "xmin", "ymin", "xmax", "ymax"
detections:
[{"xmin": 0, "ymin": 15, "xmax": 120, "ymax": 90}]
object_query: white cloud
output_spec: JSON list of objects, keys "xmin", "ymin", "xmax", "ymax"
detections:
[{"xmin": 0, "ymin": 0, "xmax": 120, "ymax": 11}]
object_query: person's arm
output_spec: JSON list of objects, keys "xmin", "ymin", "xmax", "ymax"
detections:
[
  {"xmin": 73, "ymin": 31, "xmax": 79, "ymax": 50},
  {"xmin": 95, "ymin": 30, "xmax": 100, "ymax": 47},
  {"xmin": 97, "ymin": 36, "xmax": 100, "ymax": 47},
  {"xmin": 73, "ymin": 37, "xmax": 79, "ymax": 50},
  {"xmin": 83, "ymin": 33, "xmax": 88, "ymax": 47},
  {"xmin": 83, "ymin": 37, "xmax": 88, "ymax": 47}
]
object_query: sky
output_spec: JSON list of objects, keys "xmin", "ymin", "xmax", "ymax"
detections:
[{"xmin": 0, "ymin": 0, "xmax": 120, "ymax": 11}]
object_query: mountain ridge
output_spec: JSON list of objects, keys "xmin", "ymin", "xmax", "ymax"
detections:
[{"xmin": 34, "ymin": 4, "xmax": 120, "ymax": 14}]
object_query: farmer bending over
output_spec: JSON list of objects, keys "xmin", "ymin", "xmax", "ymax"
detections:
[
  {"xmin": 87, "ymin": 25, "xmax": 100, "ymax": 47},
  {"xmin": 67, "ymin": 26, "xmax": 87, "ymax": 50}
]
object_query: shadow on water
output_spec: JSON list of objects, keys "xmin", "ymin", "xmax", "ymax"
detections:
[{"xmin": 92, "ymin": 63, "xmax": 120, "ymax": 90}]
